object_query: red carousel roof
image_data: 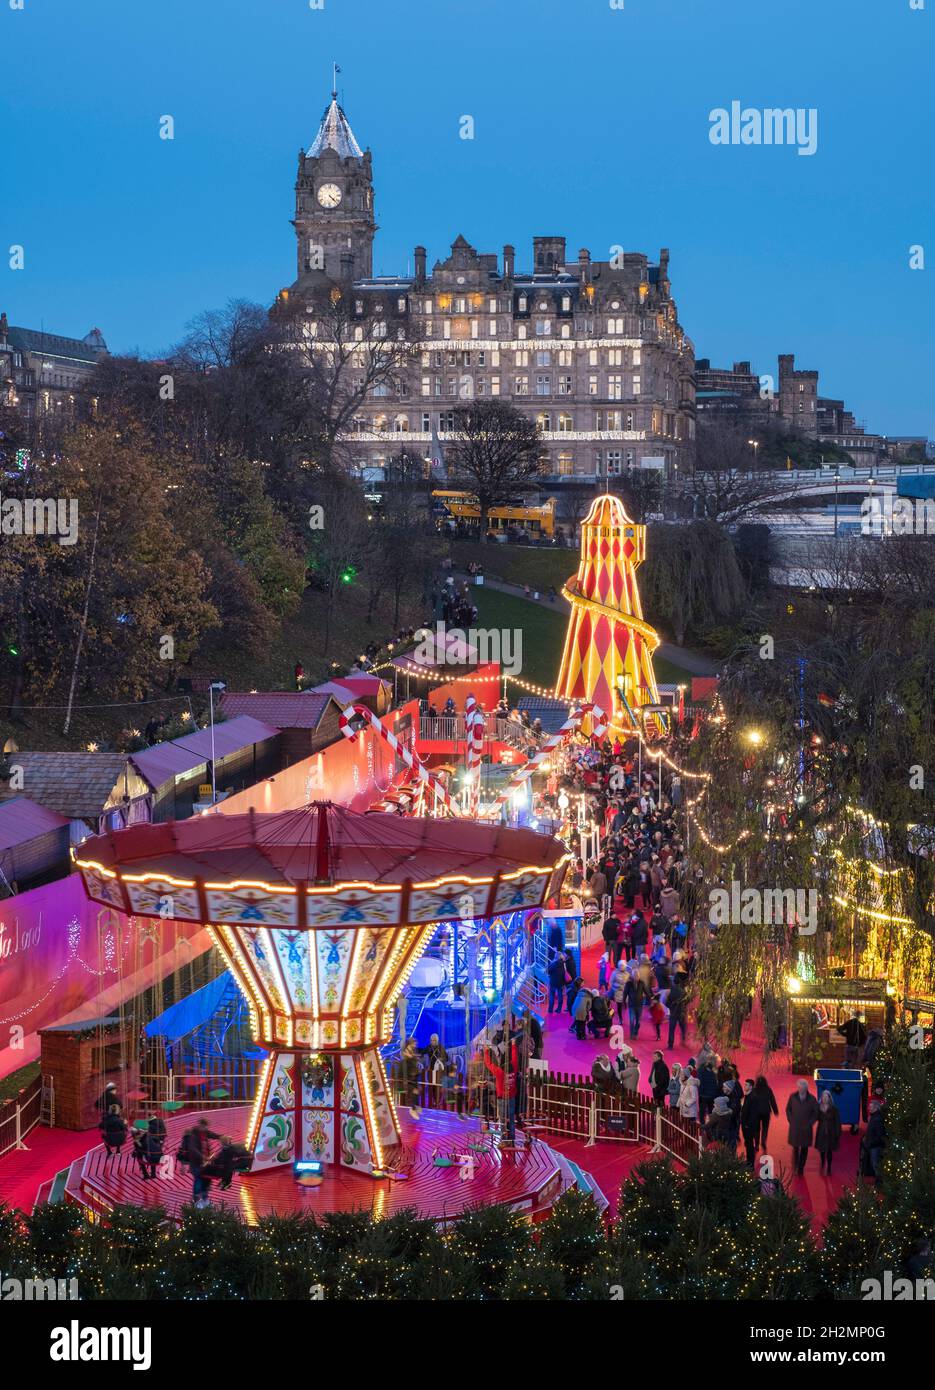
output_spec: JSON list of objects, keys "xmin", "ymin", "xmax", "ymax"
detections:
[{"xmin": 74, "ymin": 803, "xmax": 568, "ymax": 930}]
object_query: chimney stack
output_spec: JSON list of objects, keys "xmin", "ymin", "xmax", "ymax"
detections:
[
  {"xmin": 502, "ymin": 244, "xmax": 515, "ymax": 281},
  {"xmin": 414, "ymin": 245, "xmax": 426, "ymax": 285},
  {"xmin": 577, "ymin": 248, "xmax": 591, "ymax": 285}
]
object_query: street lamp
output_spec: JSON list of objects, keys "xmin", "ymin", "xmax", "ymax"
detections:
[
  {"xmin": 744, "ymin": 728, "xmax": 763, "ymax": 746},
  {"xmin": 747, "ymin": 439, "xmax": 759, "ymax": 465},
  {"xmin": 208, "ymin": 681, "xmax": 227, "ymax": 804}
]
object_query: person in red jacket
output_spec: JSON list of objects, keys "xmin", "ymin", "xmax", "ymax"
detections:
[{"xmin": 484, "ymin": 1045, "xmax": 517, "ymax": 1143}]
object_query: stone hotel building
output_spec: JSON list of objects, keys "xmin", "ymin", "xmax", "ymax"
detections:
[{"xmin": 284, "ymin": 93, "xmax": 696, "ymax": 503}]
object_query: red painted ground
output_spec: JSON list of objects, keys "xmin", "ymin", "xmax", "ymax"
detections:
[
  {"xmin": 0, "ymin": 1124, "xmax": 100, "ymax": 1215},
  {"xmin": 541, "ymin": 938, "xmax": 862, "ymax": 1223}
]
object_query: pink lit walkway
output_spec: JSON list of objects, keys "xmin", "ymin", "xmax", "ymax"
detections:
[{"xmin": 540, "ymin": 936, "xmax": 863, "ymax": 1224}]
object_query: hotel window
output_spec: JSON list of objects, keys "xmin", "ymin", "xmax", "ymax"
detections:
[
  {"xmin": 536, "ymin": 375, "xmax": 551, "ymax": 396},
  {"xmin": 536, "ymin": 350, "xmax": 551, "ymax": 366},
  {"xmin": 491, "ymin": 376, "xmax": 500, "ymax": 395},
  {"xmin": 517, "ymin": 294, "xmax": 528, "ymax": 311},
  {"xmin": 441, "ymin": 411, "xmax": 455, "ymax": 430},
  {"xmin": 665, "ymin": 382, "xmax": 671, "ymax": 401},
  {"xmin": 353, "ymin": 326, "xmax": 364, "ymax": 341},
  {"xmin": 633, "ymin": 374, "xmax": 641, "ymax": 395},
  {"xmin": 476, "ymin": 351, "xmax": 486, "ymax": 366},
  {"xmin": 626, "ymin": 450, "xmax": 635, "ymax": 468},
  {"xmin": 433, "ymin": 376, "xmax": 442, "ymax": 395},
  {"xmin": 515, "ymin": 374, "xmax": 529, "ymax": 395},
  {"xmin": 537, "ymin": 411, "xmax": 551, "ymax": 431},
  {"xmin": 517, "ymin": 324, "xmax": 527, "ymax": 340},
  {"xmin": 443, "ymin": 321, "xmax": 451, "ymax": 339},
  {"xmin": 488, "ymin": 297, "xmax": 497, "ymax": 313},
  {"xmin": 489, "ymin": 319, "xmax": 497, "ymax": 335},
  {"xmin": 355, "ymin": 300, "xmax": 364, "ymax": 315},
  {"xmin": 515, "ymin": 350, "xmax": 529, "ymax": 366},
  {"xmin": 608, "ymin": 348, "xmax": 623, "ymax": 366},
  {"xmin": 652, "ymin": 410, "xmax": 662, "ymax": 433},
  {"xmin": 372, "ymin": 383, "xmax": 390, "ymax": 397},
  {"xmin": 633, "ymin": 348, "xmax": 641, "ymax": 366},
  {"xmin": 561, "ymin": 294, "xmax": 572, "ymax": 311},
  {"xmin": 608, "ymin": 374, "xmax": 623, "ymax": 400},
  {"xmin": 597, "ymin": 409, "xmax": 622, "ymax": 430},
  {"xmin": 421, "ymin": 351, "xmax": 431, "ymax": 367},
  {"xmin": 477, "ymin": 378, "xmax": 487, "ymax": 395},
  {"xmin": 397, "ymin": 296, "xmax": 407, "ymax": 313},
  {"xmin": 422, "ymin": 412, "xmax": 431, "ymax": 431},
  {"xmin": 558, "ymin": 375, "xmax": 573, "ymax": 395},
  {"xmin": 608, "ymin": 317, "xmax": 624, "ymax": 334},
  {"xmin": 589, "ymin": 349, "xmax": 599, "ymax": 366},
  {"xmin": 625, "ymin": 410, "xmax": 634, "ymax": 430},
  {"xmin": 373, "ymin": 321, "xmax": 386, "ymax": 338},
  {"xmin": 535, "ymin": 319, "xmax": 552, "ymax": 336},
  {"xmin": 455, "ymin": 297, "xmax": 467, "ymax": 313},
  {"xmin": 588, "ymin": 374, "xmax": 599, "ymax": 395},
  {"xmin": 558, "ymin": 452, "xmax": 574, "ymax": 475},
  {"xmin": 423, "ymin": 299, "xmax": 433, "ymax": 313},
  {"xmin": 557, "ymin": 349, "xmax": 573, "ymax": 366},
  {"xmin": 491, "ymin": 350, "xmax": 500, "ymax": 366},
  {"xmin": 561, "ymin": 324, "xmax": 571, "ymax": 338},
  {"xmin": 606, "ymin": 450, "xmax": 622, "ymax": 474},
  {"xmin": 558, "ymin": 412, "xmax": 573, "ymax": 432},
  {"xmin": 471, "ymin": 319, "xmax": 479, "ymax": 338},
  {"xmin": 394, "ymin": 414, "xmax": 409, "ymax": 432},
  {"xmin": 424, "ymin": 320, "xmax": 433, "ymax": 337}
]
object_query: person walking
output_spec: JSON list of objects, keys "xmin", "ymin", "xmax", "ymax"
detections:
[
  {"xmin": 861, "ymin": 1100, "xmax": 886, "ymax": 1184},
  {"xmin": 649, "ymin": 1051, "xmax": 670, "ymax": 1106},
  {"xmin": 484, "ymin": 1045, "xmax": 517, "ymax": 1144},
  {"xmin": 609, "ymin": 958, "xmax": 629, "ymax": 1025},
  {"xmin": 177, "ymin": 1117, "xmax": 220, "ymax": 1208},
  {"xmin": 786, "ymin": 1080, "xmax": 820, "ymax": 1176},
  {"xmin": 740, "ymin": 1079, "xmax": 759, "ymax": 1168},
  {"xmin": 667, "ymin": 1062, "xmax": 683, "ymax": 1108},
  {"xmin": 666, "ymin": 975, "xmax": 688, "ymax": 1049},
  {"xmin": 752, "ymin": 1075, "xmax": 779, "ymax": 1149},
  {"xmin": 815, "ymin": 1091, "xmax": 842, "ymax": 1175}
]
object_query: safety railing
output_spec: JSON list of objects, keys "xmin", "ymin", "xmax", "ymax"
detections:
[
  {"xmin": 527, "ymin": 1070, "xmax": 703, "ymax": 1163},
  {"xmin": 0, "ymin": 1074, "xmax": 42, "ymax": 1159}
]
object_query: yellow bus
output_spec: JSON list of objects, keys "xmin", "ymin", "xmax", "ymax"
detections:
[{"xmin": 433, "ymin": 491, "xmax": 557, "ymax": 538}]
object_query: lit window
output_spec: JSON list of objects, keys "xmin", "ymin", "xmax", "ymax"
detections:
[
  {"xmin": 608, "ymin": 374, "xmax": 623, "ymax": 400},
  {"xmin": 536, "ymin": 375, "xmax": 551, "ymax": 396}
]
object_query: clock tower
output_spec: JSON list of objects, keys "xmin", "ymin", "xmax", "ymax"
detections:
[{"xmin": 293, "ymin": 88, "xmax": 376, "ymax": 285}]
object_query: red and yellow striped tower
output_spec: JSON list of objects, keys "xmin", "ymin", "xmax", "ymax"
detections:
[{"xmin": 556, "ymin": 493, "xmax": 662, "ymax": 734}]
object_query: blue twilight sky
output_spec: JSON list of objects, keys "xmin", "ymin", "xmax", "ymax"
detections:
[{"xmin": 2, "ymin": 0, "xmax": 933, "ymax": 436}]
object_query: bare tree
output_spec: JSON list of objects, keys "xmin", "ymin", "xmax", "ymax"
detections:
[{"xmin": 446, "ymin": 401, "xmax": 543, "ymax": 542}]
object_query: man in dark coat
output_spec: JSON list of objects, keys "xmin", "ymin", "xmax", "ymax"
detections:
[
  {"xmin": 648, "ymin": 1051, "xmax": 670, "ymax": 1106},
  {"xmin": 837, "ymin": 1010, "xmax": 868, "ymax": 1068},
  {"xmin": 786, "ymin": 1080, "xmax": 821, "ymax": 1176}
]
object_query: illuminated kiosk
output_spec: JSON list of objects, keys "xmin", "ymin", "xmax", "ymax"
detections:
[
  {"xmin": 556, "ymin": 492, "xmax": 662, "ymax": 733},
  {"xmin": 75, "ymin": 804, "xmax": 567, "ymax": 1175}
]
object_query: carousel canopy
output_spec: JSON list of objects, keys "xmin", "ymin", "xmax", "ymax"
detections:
[{"xmin": 74, "ymin": 802, "xmax": 567, "ymax": 929}]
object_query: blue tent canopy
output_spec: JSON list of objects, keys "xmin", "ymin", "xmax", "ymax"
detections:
[{"xmin": 145, "ymin": 971, "xmax": 239, "ymax": 1042}]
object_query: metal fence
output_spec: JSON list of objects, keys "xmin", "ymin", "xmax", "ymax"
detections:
[
  {"xmin": 0, "ymin": 1074, "xmax": 42, "ymax": 1159},
  {"xmin": 527, "ymin": 1069, "xmax": 703, "ymax": 1164}
]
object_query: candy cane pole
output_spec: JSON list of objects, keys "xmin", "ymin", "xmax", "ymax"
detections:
[
  {"xmin": 463, "ymin": 694, "xmax": 485, "ymax": 814},
  {"xmin": 339, "ymin": 704, "xmax": 455, "ymax": 816}
]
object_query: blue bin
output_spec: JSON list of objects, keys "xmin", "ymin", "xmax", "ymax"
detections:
[{"xmin": 815, "ymin": 1067, "xmax": 864, "ymax": 1129}]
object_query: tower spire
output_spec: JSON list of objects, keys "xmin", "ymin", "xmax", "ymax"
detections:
[{"xmin": 331, "ymin": 60, "xmax": 339, "ymax": 101}]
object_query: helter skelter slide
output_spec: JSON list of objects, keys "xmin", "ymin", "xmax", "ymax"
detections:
[{"xmin": 555, "ymin": 492, "xmax": 663, "ymax": 736}]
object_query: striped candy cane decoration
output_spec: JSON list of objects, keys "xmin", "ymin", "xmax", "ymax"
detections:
[
  {"xmin": 339, "ymin": 703, "xmax": 455, "ymax": 816},
  {"xmin": 463, "ymin": 694, "xmax": 486, "ymax": 813},
  {"xmin": 483, "ymin": 703, "xmax": 607, "ymax": 818}
]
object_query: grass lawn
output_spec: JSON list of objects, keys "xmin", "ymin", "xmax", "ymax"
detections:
[
  {"xmin": 470, "ymin": 588, "xmax": 566, "ymax": 689},
  {"xmin": 450, "ymin": 540, "xmax": 576, "ymax": 592},
  {"xmin": 0, "ymin": 1061, "xmax": 39, "ymax": 1102}
]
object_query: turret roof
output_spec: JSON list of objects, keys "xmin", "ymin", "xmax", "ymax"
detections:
[{"xmin": 308, "ymin": 96, "xmax": 364, "ymax": 159}]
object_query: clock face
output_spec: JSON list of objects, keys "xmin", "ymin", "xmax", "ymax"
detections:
[{"xmin": 317, "ymin": 183, "xmax": 342, "ymax": 208}]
